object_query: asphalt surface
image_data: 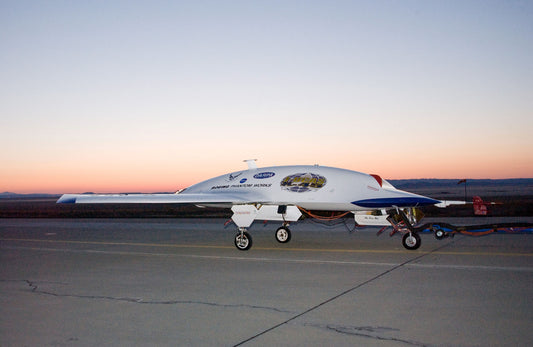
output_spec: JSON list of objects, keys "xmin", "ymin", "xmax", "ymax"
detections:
[{"xmin": 1, "ymin": 217, "xmax": 532, "ymax": 346}]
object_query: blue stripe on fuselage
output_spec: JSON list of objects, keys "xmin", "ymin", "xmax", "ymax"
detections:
[{"xmin": 351, "ymin": 197, "xmax": 440, "ymax": 208}]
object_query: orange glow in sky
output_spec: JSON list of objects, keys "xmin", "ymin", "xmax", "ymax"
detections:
[{"xmin": 1, "ymin": 2, "xmax": 532, "ymax": 193}]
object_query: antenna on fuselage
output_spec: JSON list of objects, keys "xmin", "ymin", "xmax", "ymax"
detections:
[{"xmin": 244, "ymin": 159, "xmax": 258, "ymax": 170}]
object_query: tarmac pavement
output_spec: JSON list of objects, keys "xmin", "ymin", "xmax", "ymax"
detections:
[{"xmin": 1, "ymin": 217, "xmax": 532, "ymax": 346}]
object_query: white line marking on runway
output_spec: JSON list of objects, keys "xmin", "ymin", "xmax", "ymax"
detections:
[{"xmin": 3, "ymin": 245, "xmax": 532, "ymax": 272}]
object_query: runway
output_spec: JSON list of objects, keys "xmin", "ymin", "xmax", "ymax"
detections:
[{"xmin": 1, "ymin": 218, "xmax": 532, "ymax": 346}]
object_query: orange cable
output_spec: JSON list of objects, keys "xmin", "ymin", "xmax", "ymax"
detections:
[
  {"xmin": 454, "ymin": 230, "xmax": 496, "ymax": 236},
  {"xmin": 297, "ymin": 206, "xmax": 351, "ymax": 221}
]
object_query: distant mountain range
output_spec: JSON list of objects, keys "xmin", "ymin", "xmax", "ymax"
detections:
[
  {"xmin": 0, "ymin": 192, "xmax": 61, "ymax": 199},
  {"xmin": 2, "ymin": 179, "xmax": 532, "ymax": 199}
]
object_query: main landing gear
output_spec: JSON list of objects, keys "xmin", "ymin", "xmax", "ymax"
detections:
[
  {"xmin": 275, "ymin": 225, "xmax": 291, "ymax": 243},
  {"xmin": 234, "ymin": 228, "xmax": 252, "ymax": 251},
  {"xmin": 234, "ymin": 224, "xmax": 292, "ymax": 251}
]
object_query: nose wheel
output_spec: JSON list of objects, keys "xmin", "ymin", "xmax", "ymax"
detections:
[{"xmin": 402, "ymin": 232, "xmax": 421, "ymax": 250}]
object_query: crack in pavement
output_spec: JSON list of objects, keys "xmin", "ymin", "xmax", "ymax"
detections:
[
  {"xmin": 2, "ymin": 279, "xmax": 293, "ymax": 314},
  {"xmin": 306, "ymin": 323, "xmax": 431, "ymax": 346},
  {"xmin": 233, "ymin": 240, "xmax": 459, "ymax": 346}
]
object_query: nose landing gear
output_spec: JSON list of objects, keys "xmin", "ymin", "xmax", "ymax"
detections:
[
  {"xmin": 402, "ymin": 232, "xmax": 421, "ymax": 250},
  {"xmin": 388, "ymin": 208, "xmax": 422, "ymax": 251}
]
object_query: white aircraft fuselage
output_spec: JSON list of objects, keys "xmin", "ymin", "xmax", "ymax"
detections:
[{"xmin": 182, "ymin": 165, "xmax": 439, "ymax": 211}]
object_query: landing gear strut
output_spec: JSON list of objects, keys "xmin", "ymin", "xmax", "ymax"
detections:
[
  {"xmin": 234, "ymin": 228, "xmax": 252, "ymax": 251},
  {"xmin": 387, "ymin": 208, "xmax": 422, "ymax": 250}
]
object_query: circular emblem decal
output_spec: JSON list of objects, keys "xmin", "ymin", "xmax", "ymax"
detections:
[{"xmin": 280, "ymin": 173, "xmax": 327, "ymax": 193}]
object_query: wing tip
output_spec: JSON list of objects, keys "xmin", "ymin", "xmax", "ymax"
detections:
[{"xmin": 57, "ymin": 194, "xmax": 77, "ymax": 204}]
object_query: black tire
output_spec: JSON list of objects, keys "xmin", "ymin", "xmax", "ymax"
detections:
[
  {"xmin": 402, "ymin": 232, "xmax": 421, "ymax": 250},
  {"xmin": 275, "ymin": 227, "xmax": 291, "ymax": 243},
  {"xmin": 234, "ymin": 232, "xmax": 252, "ymax": 251},
  {"xmin": 434, "ymin": 229, "xmax": 446, "ymax": 240}
]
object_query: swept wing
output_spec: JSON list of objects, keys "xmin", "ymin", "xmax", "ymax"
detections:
[{"xmin": 57, "ymin": 192, "xmax": 262, "ymax": 206}]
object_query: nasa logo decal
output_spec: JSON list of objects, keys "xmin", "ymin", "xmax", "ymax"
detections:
[
  {"xmin": 280, "ymin": 173, "xmax": 327, "ymax": 193},
  {"xmin": 226, "ymin": 172, "xmax": 242, "ymax": 182},
  {"xmin": 253, "ymin": 172, "xmax": 275, "ymax": 179},
  {"xmin": 240, "ymin": 178, "xmax": 247, "ymax": 184}
]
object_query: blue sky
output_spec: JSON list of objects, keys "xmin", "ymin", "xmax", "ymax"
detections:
[{"xmin": 1, "ymin": 1, "xmax": 532, "ymax": 193}]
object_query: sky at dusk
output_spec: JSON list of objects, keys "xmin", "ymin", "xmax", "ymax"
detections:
[{"xmin": 2, "ymin": 1, "xmax": 532, "ymax": 193}]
